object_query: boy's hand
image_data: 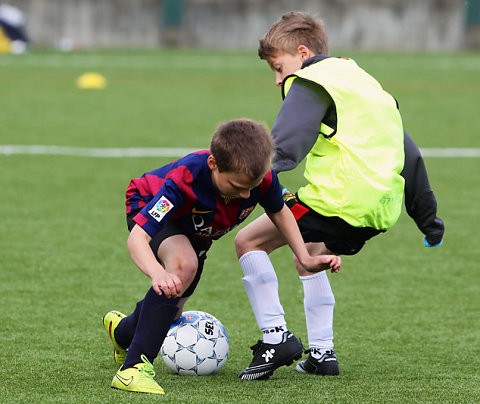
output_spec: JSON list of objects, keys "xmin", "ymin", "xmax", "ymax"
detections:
[
  {"xmin": 152, "ymin": 271, "xmax": 182, "ymax": 298},
  {"xmin": 423, "ymin": 236, "xmax": 443, "ymax": 248},
  {"xmin": 301, "ymin": 255, "xmax": 342, "ymax": 273}
]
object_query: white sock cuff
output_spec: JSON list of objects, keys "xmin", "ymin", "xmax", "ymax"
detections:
[
  {"xmin": 239, "ymin": 250, "xmax": 273, "ymax": 276},
  {"xmin": 300, "ymin": 271, "xmax": 333, "ymax": 296},
  {"xmin": 299, "ymin": 271, "xmax": 325, "ymax": 281}
]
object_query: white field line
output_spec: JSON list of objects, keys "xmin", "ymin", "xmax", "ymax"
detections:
[
  {"xmin": 0, "ymin": 145, "xmax": 197, "ymax": 158},
  {"xmin": 419, "ymin": 148, "xmax": 480, "ymax": 158},
  {"xmin": 0, "ymin": 145, "xmax": 479, "ymax": 158}
]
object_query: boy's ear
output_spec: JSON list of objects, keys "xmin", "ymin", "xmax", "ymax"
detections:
[
  {"xmin": 297, "ymin": 45, "xmax": 314, "ymax": 61},
  {"xmin": 207, "ymin": 155, "xmax": 217, "ymax": 170}
]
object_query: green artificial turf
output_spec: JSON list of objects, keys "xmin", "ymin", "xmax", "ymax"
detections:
[{"xmin": 0, "ymin": 50, "xmax": 479, "ymax": 403}]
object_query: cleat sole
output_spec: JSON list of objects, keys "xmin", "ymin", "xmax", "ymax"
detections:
[{"xmin": 238, "ymin": 349, "xmax": 303, "ymax": 380}]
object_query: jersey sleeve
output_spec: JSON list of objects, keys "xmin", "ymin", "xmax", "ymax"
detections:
[
  {"xmin": 401, "ymin": 130, "xmax": 445, "ymax": 244},
  {"xmin": 272, "ymin": 80, "xmax": 331, "ymax": 172},
  {"xmin": 258, "ymin": 170, "xmax": 284, "ymax": 213},
  {"xmin": 133, "ymin": 179, "xmax": 184, "ymax": 237}
]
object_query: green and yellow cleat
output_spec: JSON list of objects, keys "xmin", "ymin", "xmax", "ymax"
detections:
[
  {"xmin": 111, "ymin": 355, "xmax": 165, "ymax": 395},
  {"xmin": 102, "ymin": 310, "xmax": 127, "ymax": 366}
]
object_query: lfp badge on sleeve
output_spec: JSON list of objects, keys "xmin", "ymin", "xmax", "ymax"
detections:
[{"xmin": 148, "ymin": 196, "xmax": 174, "ymax": 222}]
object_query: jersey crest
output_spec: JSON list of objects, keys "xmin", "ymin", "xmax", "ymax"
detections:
[{"xmin": 239, "ymin": 206, "xmax": 254, "ymax": 220}]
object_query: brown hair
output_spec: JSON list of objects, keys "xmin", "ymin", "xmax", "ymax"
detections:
[
  {"xmin": 258, "ymin": 11, "xmax": 329, "ymax": 60},
  {"xmin": 210, "ymin": 119, "xmax": 274, "ymax": 180}
]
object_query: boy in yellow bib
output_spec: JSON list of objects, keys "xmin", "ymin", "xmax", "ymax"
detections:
[{"xmin": 236, "ymin": 11, "xmax": 444, "ymax": 380}]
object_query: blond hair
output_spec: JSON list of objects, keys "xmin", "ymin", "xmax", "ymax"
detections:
[
  {"xmin": 210, "ymin": 119, "xmax": 274, "ymax": 180},
  {"xmin": 259, "ymin": 11, "xmax": 329, "ymax": 60}
]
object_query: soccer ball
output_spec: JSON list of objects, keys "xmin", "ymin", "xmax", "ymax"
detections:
[{"xmin": 160, "ymin": 310, "xmax": 229, "ymax": 376}]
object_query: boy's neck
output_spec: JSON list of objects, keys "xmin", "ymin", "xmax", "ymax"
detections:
[
  {"xmin": 301, "ymin": 54, "xmax": 330, "ymax": 69},
  {"xmin": 221, "ymin": 195, "xmax": 236, "ymax": 204}
]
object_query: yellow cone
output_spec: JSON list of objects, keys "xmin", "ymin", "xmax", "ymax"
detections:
[
  {"xmin": 0, "ymin": 28, "xmax": 11, "ymax": 54},
  {"xmin": 76, "ymin": 72, "xmax": 107, "ymax": 89}
]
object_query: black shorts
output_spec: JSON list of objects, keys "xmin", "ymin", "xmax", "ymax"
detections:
[
  {"xmin": 285, "ymin": 194, "xmax": 384, "ymax": 255},
  {"xmin": 127, "ymin": 210, "xmax": 212, "ymax": 297}
]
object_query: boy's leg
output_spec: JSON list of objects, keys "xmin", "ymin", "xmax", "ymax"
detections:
[
  {"xmin": 112, "ymin": 234, "xmax": 200, "ymax": 394},
  {"xmin": 293, "ymin": 242, "xmax": 339, "ymax": 376},
  {"xmin": 112, "ymin": 303, "xmax": 141, "ymax": 351},
  {"xmin": 114, "ymin": 296, "xmax": 189, "ymax": 360},
  {"xmin": 236, "ymin": 213, "xmax": 289, "ymax": 342},
  {"xmin": 123, "ymin": 288, "xmax": 179, "ymax": 369},
  {"xmin": 285, "ymin": 195, "xmax": 382, "ymax": 375},
  {"xmin": 123, "ymin": 234, "xmax": 199, "ymax": 367},
  {"xmin": 122, "ymin": 288, "xmax": 180, "ymax": 368},
  {"xmin": 111, "ymin": 221, "xmax": 207, "ymax": 356},
  {"xmin": 235, "ymin": 214, "xmax": 303, "ymax": 380},
  {"xmin": 294, "ymin": 242, "xmax": 335, "ymax": 351},
  {"xmin": 111, "ymin": 288, "xmax": 180, "ymax": 395},
  {"xmin": 240, "ymin": 252, "xmax": 287, "ymax": 344},
  {"xmin": 114, "ymin": 296, "xmax": 188, "ymax": 352}
]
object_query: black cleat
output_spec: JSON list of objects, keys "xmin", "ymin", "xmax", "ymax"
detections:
[
  {"xmin": 237, "ymin": 331, "xmax": 303, "ymax": 380},
  {"xmin": 295, "ymin": 349, "xmax": 339, "ymax": 375}
]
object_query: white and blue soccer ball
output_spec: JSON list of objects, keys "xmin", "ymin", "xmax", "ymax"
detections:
[{"xmin": 160, "ymin": 310, "xmax": 229, "ymax": 376}]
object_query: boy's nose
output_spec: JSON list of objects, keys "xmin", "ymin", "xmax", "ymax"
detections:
[{"xmin": 275, "ymin": 72, "xmax": 283, "ymax": 87}]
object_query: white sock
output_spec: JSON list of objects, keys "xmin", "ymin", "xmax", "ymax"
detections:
[
  {"xmin": 240, "ymin": 251, "xmax": 287, "ymax": 344},
  {"xmin": 310, "ymin": 347, "xmax": 334, "ymax": 359},
  {"xmin": 300, "ymin": 271, "xmax": 335, "ymax": 353}
]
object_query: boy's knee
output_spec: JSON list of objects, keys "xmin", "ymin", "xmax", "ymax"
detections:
[
  {"xmin": 178, "ymin": 258, "xmax": 198, "ymax": 282},
  {"xmin": 235, "ymin": 229, "xmax": 250, "ymax": 257},
  {"xmin": 166, "ymin": 256, "xmax": 198, "ymax": 289}
]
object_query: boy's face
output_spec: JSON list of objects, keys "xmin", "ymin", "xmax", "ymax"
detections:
[
  {"xmin": 267, "ymin": 45, "xmax": 316, "ymax": 87},
  {"xmin": 207, "ymin": 156, "xmax": 264, "ymax": 199}
]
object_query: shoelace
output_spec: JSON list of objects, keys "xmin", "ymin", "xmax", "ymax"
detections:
[
  {"xmin": 138, "ymin": 354, "xmax": 156, "ymax": 380},
  {"xmin": 249, "ymin": 340, "xmax": 264, "ymax": 353}
]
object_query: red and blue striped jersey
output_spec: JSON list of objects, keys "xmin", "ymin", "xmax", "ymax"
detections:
[{"xmin": 125, "ymin": 151, "xmax": 284, "ymax": 240}]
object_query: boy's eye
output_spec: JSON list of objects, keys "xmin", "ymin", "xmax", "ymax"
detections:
[
  {"xmin": 270, "ymin": 64, "xmax": 281, "ymax": 73},
  {"xmin": 233, "ymin": 185, "xmax": 246, "ymax": 191}
]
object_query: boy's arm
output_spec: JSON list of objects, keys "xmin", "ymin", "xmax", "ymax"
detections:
[
  {"xmin": 272, "ymin": 80, "xmax": 331, "ymax": 173},
  {"xmin": 266, "ymin": 204, "xmax": 341, "ymax": 273},
  {"xmin": 402, "ymin": 130, "xmax": 444, "ymax": 246},
  {"xmin": 127, "ymin": 224, "xmax": 182, "ymax": 297}
]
